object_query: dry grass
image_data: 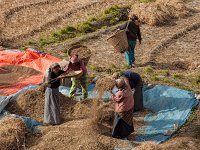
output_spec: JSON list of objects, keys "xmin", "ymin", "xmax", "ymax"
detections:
[
  {"xmin": 0, "ymin": 117, "xmax": 26, "ymax": 150},
  {"xmin": 0, "ymin": 0, "xmax": 134, "ymax": 47},
  {"xmin": 133, "ymin": 141, "xmax": 158, "ymax": 150},
  {"xmin": 5, "ymin": 84, "xmax": 77, "ymax": 122},
  {"xmin": 131, "ymin": 0, "xmax": 190, "ymax": 26},
  {"xmin": 95, "ymin": 76, "xmax": 116, "ymax": 98}
]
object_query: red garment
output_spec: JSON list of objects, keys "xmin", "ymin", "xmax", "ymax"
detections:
[
  {"xmin": 112, "ymin": 78, "xmax": 134, "ymax": 112},
  {"xmin": 64, "ymin": 60, "xmax": 87, "ymax": 74}
]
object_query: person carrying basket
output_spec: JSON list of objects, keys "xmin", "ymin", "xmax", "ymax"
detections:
[{"xmin": 119, "ymin": 14, "xmax": 142, "ymax": 67}]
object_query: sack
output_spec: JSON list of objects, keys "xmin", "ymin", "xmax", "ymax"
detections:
[{"xmin": 107, "ymin": 22, "xmax": 130, "ymax": 53}]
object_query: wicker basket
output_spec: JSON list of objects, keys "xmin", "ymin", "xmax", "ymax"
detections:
[
  {"xmin": 67, "ymin": 45, "xmax": 91, "ymax": 66},
  {"xmin": 107, "ymin": 30, "xmax": 129, "ymax": 53}
]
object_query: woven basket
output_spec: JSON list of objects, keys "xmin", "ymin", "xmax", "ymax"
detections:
[
  {"xmin": 67, "ymin": 45, "xmax": 91, "ymax": 66},
  {"xmin": 107, "ymin": 30, "xmax": 128, "ymax": 53}
]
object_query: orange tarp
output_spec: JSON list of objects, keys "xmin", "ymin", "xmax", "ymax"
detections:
[{"xmin": 0, "ymin": 48, "xmax": 61, "ymax": 96}]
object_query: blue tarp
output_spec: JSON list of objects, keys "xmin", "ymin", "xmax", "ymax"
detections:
[
  {"xmin": 0, "ymin": 110, "xmax": 42, "ymax": 130},
  {"xmin": 0, "ymin": 84, "xmax": 38, "ymax": 112},
  {"xmin": 0, "ymin": 84, "xmax": 198, "ymax": 144},
  {"xmin": 0, "ymin": 85, "xmax": 42, "ymax": 130},
  {"xmin": 135, "ymin": 85, "xmax": 199, "ymax": 143},
  {"xmin": 59, "ymin": 83, "xmax": 117, "ymax": 101}
]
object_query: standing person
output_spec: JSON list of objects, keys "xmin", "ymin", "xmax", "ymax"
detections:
[
  {"xmin": 112, "ymin": 78, "xmax": 134, "ymax": 139},
  {"xmin": 44, "ymin": 63, "xmax": 65, "ymax": 125},
  {"xmin": 64, "ymin": 54, "xmax": 88, "ymax": 99},
  {"xmin": 112, "ymin": 71, "xmax": 143, "ymax": 112},
  {"xmin": 119, "ymin": 14, "xmax": 142, "ymax": 67}
]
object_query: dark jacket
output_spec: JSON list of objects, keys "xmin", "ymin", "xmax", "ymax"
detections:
[
  {"xmin": 47, "ymin": 70, "xmax": 64, "ymax": 88},
  {"xmin": 120, "ymin": 21, "xmax": 142, "ymax": 41},
  {"xmin": 122, "ymin": 71, "xmax": 142, "ymax": 89}
]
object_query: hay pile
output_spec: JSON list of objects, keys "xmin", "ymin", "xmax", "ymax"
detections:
[
  {"xmin": 131, "ymin": 0, "xmax": 190, "ymax": 26},
  {"xmin": 5, "ymin": 84, "xmax": 111, "ymax": 123},
  {"xmin": 0, "ymin": 117, "xmax": 26, "ymax": 150},
  {"xmin": 71, "ymin": 100, "xmax": 102, "ymax": 119},
  {"xmin": 95, "ymin": 77, "xmax": 116, "ymax": 98},
  {"xmin": 28, "ymin": 118, "xmax": 130, "ymax": 150},
  {"xmin": 6, "ymin": 84, "xmax": 77, "ymax": 122},
  {"xmin": 94, "ymin": 102, "xmax": 114, "ymax": 125}
]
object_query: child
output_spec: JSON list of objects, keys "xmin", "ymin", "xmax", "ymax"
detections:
[
  {"xmin": 64, "ymin": 54, "xmax": 88, "ymax": 99},
  {"xmin": 112, "ymin": 78, "xmax": 134, "ymax": 139},
  {"xmin": 44, "ymin": 63, "xmax": 65, "ymax": 125}
]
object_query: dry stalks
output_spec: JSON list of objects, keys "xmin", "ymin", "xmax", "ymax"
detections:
[
  {"xmin": 95, "ymin": 77, "xmax": 116, "ymax": 98},
  {"xmin": 0, "ymin": 117, "xmax": 26, "ymax": 150},
  {"xmin": 131, "ymin": 0, "xmax": 190, "ymax": 26}
]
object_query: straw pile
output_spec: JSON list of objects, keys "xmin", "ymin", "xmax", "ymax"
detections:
[
  {"xmin": 5, "ymin": 84, "xmax": 112, "ymax": 123},
  {"xmin": 94, "ymin": 102, "xmax": 114, "ymax": 125},
  {"xmin": 0, "ymin": 117, "xmax": 26, "ymax": 150},
  {"xmin": 5, "ymin": 84, "xmax": 77, "ymax": 122},
  {"xmin": 95, "ymin": 77, "xmax": 116, "ymax": 98},
  {"xmin": 131, "ymin": 0, "xmax": 190, "ymax": 26},
  {"xmin": 71, "ymin": 99, "xmax": 102, "ymax": 119},
  {"xmin": 28, "ymin": 118, "xmax": 130, "ymax": 150}
]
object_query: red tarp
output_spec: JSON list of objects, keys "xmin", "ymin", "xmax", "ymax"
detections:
[{"xmin": 0, "ymin": 48, "xmax": 61, "ymax": 96}]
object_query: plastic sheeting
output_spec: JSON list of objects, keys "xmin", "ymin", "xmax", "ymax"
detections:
[
  {"xmin": 0, "ymin": 48, "xmax": 61, "ymax": 95},
  {"xmin": 59, "ymin": 83, "xmax": 116, "ymax": 101},
  {"xmin": 0, "ymin": 84, "xmax": 38, "ymax": 113},
  {"xmin": 135, "ymin": 85, "xmax": 199, "ymax": 143},
  {"xmin": 0, "ymin": 84, "xmax": 198, "ymax": 141},
  {"xmin": 0, "ymin": 85, "xmax": 41, "ymax": 130},
  {"xmin": 0, "ymin": 110, "xmax": 42, "ymax": 130},
  {"xmin": 60, "ymin": 84, "xmax": 198, "ymax": 143}
]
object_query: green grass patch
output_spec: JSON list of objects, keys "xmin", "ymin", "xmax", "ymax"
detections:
[
  {"xmin": 173, "ymin": 73, "xmax": 184, "ymax": 79},
  {"xmin": 159, "ymin": 70, "xmax": 170, "ymax": 76},
  {"xmin": 27, "ymin": 5, "xmax": 129, "ymax": 48},
  {"xmin": 151, "ymin": 76, "xmax": 160, "ymax": 81},
  {"xmin": 162, "ymin": 78, "xmax": 194, "ymax": 92},
  {"xmin": 89, "ymin": 65, "xmax": 104, "ymax": 72},
  {"xmin": 191, "ymin": 74, "xmax": 200, "ymax": 87},
  {"xmin": 77, "ymin": 22, "xmax": 95, "ymax": 33},
  {"xmin": 144, "ymin": 66, "xmax": 154, "ymax": 74}
]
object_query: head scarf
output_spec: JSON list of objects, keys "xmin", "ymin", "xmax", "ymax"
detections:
[{"xmin": 50, "ymin": 63, "xmax": 60, "ymax": 70}]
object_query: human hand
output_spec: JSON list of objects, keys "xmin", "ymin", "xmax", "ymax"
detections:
[{"xmin": 57, "ymin": 76, "xmax": 64, "ymax": 79}]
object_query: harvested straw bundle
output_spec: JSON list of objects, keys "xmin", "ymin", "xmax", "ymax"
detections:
[
  {"xmin": 131, "ymin": 0, "xmax": 189, "ymax": 26},
  {"xmin": 93, "ymin": 102, "xmax": 114, "ymax": 125},
  {"xmin": 95, "ymin": 77, "xmax": 116, "ymax": 98},
  {"xmin": 0, "ymin": 117, "xmax": 26, "ymax": 150}
]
